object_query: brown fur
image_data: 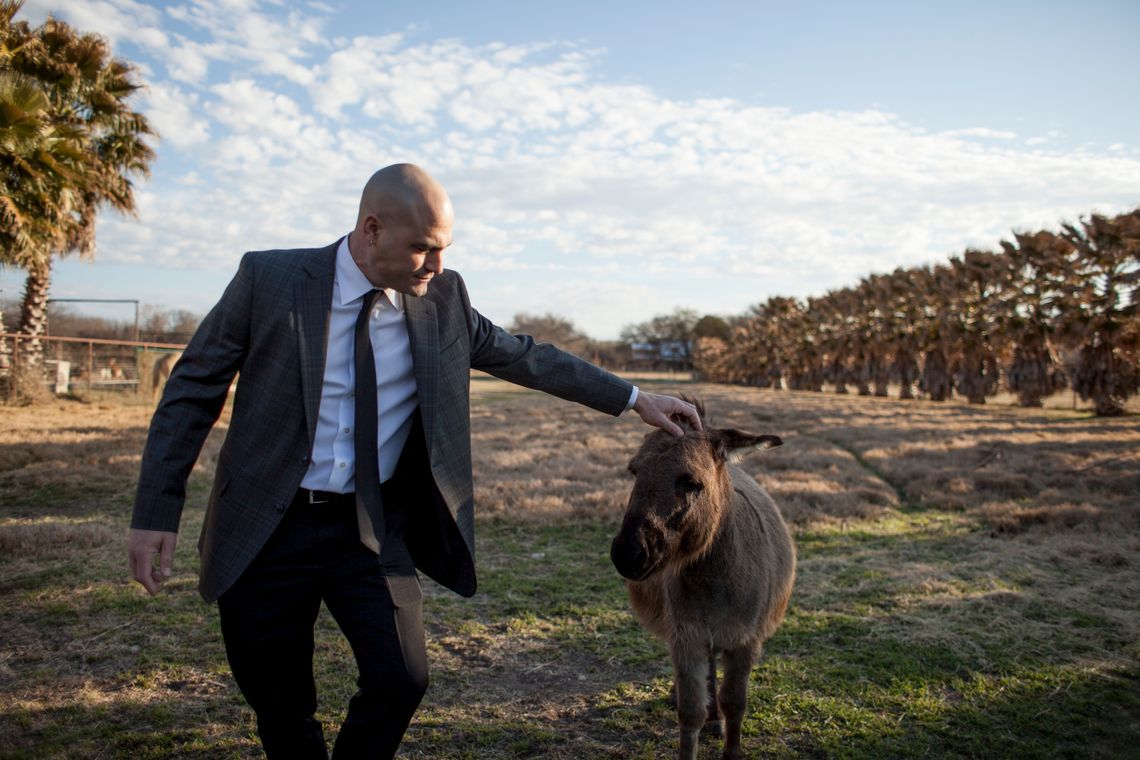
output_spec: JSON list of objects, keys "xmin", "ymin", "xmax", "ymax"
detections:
[
  {"xmin": 611, "ymin": 400, "xmax": 796, "ymax": 760},
  {"xmin": 151, "ymin": 352, "xmax": 182, "ymax": 404}
]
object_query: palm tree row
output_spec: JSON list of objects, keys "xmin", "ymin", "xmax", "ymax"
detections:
[
  {"xmin": 1, "ymin": 0, "xmax": 153, "ymax": 367},
  {"xmin": 694, "ymin": 209, "xmax": 1140, "ymax": 416}
]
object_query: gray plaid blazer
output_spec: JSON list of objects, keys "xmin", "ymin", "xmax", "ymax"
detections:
[{"xmin": 132, "ymin": 240, "xmax": 633, "ymax": 601}]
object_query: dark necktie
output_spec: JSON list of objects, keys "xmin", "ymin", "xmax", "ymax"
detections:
[{"xmin": 354, "ymin": 289, "xmax": 384, "ymax": 553}]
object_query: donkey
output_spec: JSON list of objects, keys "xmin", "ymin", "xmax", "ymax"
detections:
[{"xmin": 610, "ymin": 401, "xmax": 795, "ymax": 760}]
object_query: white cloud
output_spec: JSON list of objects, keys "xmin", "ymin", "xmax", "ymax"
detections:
[
  {"xmin": 141, "ymin": 84, "xmax": 210, "ymax": 148},
  {"xmin": 162, "ymin": 40, "xmax": 212, "ymax": 84},
  {"xmin": 941, "ymin": 127, "xmax": 1018, "ymax": 140},
  {"xmin": 22, "ymin": 0, "xmax": 168, "ymax": 51},
  {"xmin": 159, "ymin": 0, "xmax": 329, "ymax": 85},
  {"xmin": 39, "ymin": 2, "xmax": 1140, "ymax": 338}
]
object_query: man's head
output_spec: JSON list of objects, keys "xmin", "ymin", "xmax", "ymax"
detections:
[{"xmin": 349, "ymin": 163, "xmax": 454, "ymax": 296}]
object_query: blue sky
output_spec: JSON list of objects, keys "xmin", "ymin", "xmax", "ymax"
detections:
[{"xmin": 4, "ymin": 0, "xmax": 1139, "ymax": 339}]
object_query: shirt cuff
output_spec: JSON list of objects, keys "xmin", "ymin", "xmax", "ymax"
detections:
[{"xmin": 625, "ymin": 385, "xmax": 639, "ymax": 412}]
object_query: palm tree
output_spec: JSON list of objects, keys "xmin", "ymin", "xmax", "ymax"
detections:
[
  {"xmin": 1, "ymin": 2, "xmax": 90, "ymax": 376},
  {"xmin": 759, "ymin": 296, "xmax": 808, "ymax": 389},
  {"xmin": 883, "ymin": 267, "xmax": 924, "ymax": 399},
  {"xmin": 811, "ymin": 289, "xmax": 857, "ymax": 394},
  {"xmin": 1057, "ymin": 210, "xmax": 1140, "ymax": 416},
  {"xmin": 999, "ymin": 230, "xmax": 1073, "ymax": 407},
  {"xmin": 2, "ymin": 2, "xmax": 154, "ymax": 367},
  {"xmin": 918, "ymin": 264, "xmax": 955, "ymax": 402},
  {"xmin": 852, "ymin": 273, "xmax": 895, "ymax": 397},
  {"xmin": 715, "ymin": 296, "xmax": 808, "ymax": 390},
  {"xmin": 948, "ymin": 248, "xmax": 1011, "ymax": 404}
]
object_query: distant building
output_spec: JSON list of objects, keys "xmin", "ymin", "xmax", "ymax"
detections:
[{"xmin": 628, "ymin": 340, "xmax": 692, "ymax": 371}]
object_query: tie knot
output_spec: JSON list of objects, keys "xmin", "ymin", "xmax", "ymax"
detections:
[
  {"xmin": 355, "ymin": 289, "xmax": 383, "ymax": 333},
  {"xmin": 363, "ymin": 288, "xmax": 383, "ymax": 309}
]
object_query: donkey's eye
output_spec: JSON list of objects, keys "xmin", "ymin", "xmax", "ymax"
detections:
[{"xmin": 675, "ymin": 474, "xmax": 703, "ymax": 495}]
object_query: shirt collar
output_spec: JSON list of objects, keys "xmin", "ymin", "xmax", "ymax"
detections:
[{"xmin": 335, "ymin": 234, "xmax": 404, "ymax": 312}]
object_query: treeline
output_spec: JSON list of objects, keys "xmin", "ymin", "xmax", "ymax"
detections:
[
  {"xmin": 693, "ymin": 209, "xmax": 1140, "ymax": 416},
  {"xmin": 506, "ymin": 310, "xmax": 729, "ymax": 371},
  {"xmin": 0, "ymin": 300, "xmax": 200, "ymax": 344}
]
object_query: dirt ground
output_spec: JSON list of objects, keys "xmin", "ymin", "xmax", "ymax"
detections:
[{"xmin": 1, "ymin": 377, "xmax": 1138, "ymax": 758}]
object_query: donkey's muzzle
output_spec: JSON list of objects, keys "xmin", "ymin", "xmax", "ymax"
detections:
[{"xmin": 610, "ymin": 533, "xmax": 656, "ymax": 581}]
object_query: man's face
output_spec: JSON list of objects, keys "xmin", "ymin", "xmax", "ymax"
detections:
[{"xmin": 365, "ymin": 210, "xmax": 453, "ymax": 297}]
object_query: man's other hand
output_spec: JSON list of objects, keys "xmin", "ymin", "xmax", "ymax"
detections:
[
  {"xmin": 632, "ymin": 392, "xmax": 702, "ymax": 437},
  {"xmin": 128, "ymin": 528, "xmax": 178, "ymax": 595}
]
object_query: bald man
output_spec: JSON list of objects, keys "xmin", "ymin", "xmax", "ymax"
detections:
[{"xmin": 129, "ymin": 164, "xmax": 699, "ymax": 759}]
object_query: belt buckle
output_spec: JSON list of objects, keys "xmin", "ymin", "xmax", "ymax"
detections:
[{"xmin": 307, "ymin": 490, "xmax": 330, "ymax": 505}]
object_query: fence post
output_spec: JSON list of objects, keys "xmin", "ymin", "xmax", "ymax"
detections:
[
  {"xmin": 11, "ymin": 336, "xmax": 19, "ymax": 403},
  {"xmin": 87, "ymin": 341, "xmax": 94, "ymax": 393}
]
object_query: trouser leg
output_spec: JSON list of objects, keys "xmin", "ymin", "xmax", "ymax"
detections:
[
  {"xmin": 326, "ymin": 535, "xmax": 428, "ymax": 760},
  {"xmin": 218, "ymin": 506, "xmax": 326, "ymax": 759}
]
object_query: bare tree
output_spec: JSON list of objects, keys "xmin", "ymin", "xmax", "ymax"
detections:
[{"xmin": 507, "ymin": 312, "xmax": 593, "ymax": 359}]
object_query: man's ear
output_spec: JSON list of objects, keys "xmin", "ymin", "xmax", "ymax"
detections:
[{"xmin": 364, "ymin": 214, "xmax": 384, "ymax": 241}]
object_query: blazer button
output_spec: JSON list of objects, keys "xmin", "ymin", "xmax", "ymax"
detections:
[{"xmin": 274, "ymin": 502, "xmax": 285, "ymax": 513}]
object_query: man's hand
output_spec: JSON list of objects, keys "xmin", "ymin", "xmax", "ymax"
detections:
[
  {"xmin": 128, "ymin": 528, "xmax": 178, "ymax": 595},
  {"xmin": 632, "ymin": 392, "xmax": 702, "ymax": 437}
]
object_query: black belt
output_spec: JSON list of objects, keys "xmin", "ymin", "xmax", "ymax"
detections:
[{"xmin": 295, "ymin": 488, "xmax": 354, "ymax": 506}]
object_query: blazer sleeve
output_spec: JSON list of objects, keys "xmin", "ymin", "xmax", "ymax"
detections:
[
  {"xmin": 131, "ymin": 253, "xmax": 255, "ymax": 533},
  {"xmin": 456, "ymin": 274, "xmax": 634, "ymax": 417}
]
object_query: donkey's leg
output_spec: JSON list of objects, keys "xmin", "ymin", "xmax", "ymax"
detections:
[
  {"xmin": 670, "ymin": 642, "xmax": 710, "ymax": 760},
  {"xmin": 704, "ymin": 651, "xmax": 723, "ymax": 735},
  {"xmin": 718, "ymin": 645, "xmax": 758, "ymax": 760}
]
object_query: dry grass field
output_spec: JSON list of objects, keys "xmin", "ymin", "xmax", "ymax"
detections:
[{"xmin": 1, "ymin": 375, "xmax": 1138, "ymax": 758}]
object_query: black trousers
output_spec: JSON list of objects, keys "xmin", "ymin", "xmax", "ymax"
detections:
[{"xmin": 217, "ymin": 487, "xmax": 427, "ymax": 760}]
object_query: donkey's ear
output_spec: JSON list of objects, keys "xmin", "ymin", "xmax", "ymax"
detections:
[{"xmin": 712, "ymin": 429, "xmax": 783, "ymax": 463}]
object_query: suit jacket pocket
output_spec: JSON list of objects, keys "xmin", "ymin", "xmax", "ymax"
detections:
[{"xmin": 439, "ymin": 333, "xmax": 466, "ymax": 358}]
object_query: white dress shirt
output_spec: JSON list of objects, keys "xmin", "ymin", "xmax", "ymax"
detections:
[
  {"xmin": 301, "ymin": 235, "xmax": 419, "ymax": 492},
  {"xmin": 302, "ymin": 234, "xmax": 641, "ymax": 496}
]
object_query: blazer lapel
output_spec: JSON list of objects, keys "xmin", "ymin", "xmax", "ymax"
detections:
[
  {"xmin": 294, "ymin": 242, "xmax": 338, "ymax": 447},
  {"xmin": 404, "ymin": 296, "xmax": 439, "ymax": 456}
]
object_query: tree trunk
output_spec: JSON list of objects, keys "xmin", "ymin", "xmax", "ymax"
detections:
[
  {"xmin": 957, "ymin": 349, "xmax": 988, "ymax": 404},
  {"xmin": 921, "ymin": 348, "xmax": 953, "ymax": 402},
  {"xmin": 1093, "ymin": 396, "xmax": 1125, "ymax": 417},
  {"xmin": 829, "ymin": 359, "xmax": 849, "ymax": 394},
  {"xmin": 1007, "ymin": 336, "xmax": 1060, "ymax": 408},
  {"xmin": 18, "ymin": 259, "xmax": 52, "ymax": 368},
  {"xmin": 1075, "ymin": 341, "xmax": 1135, "ymax": 417},
  {"xmin": 855, "ymin": 354, "xmax": 872, "ymax": 395},
  {"xmin": 766, "ymin": 363, "xmax": 783, "ymax": 390},
  {"xmin": 954, "ymin": 345, "xmax": 1001, "ymax": 404},
  {"xmin": 895, "ymin": 349, "xmax": 919, "ymax": 399}
]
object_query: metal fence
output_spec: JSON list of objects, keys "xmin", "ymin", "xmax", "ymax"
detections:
[{"xmin": 0, "ymin": 333, "xmax": 186, "ymax": 402}]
